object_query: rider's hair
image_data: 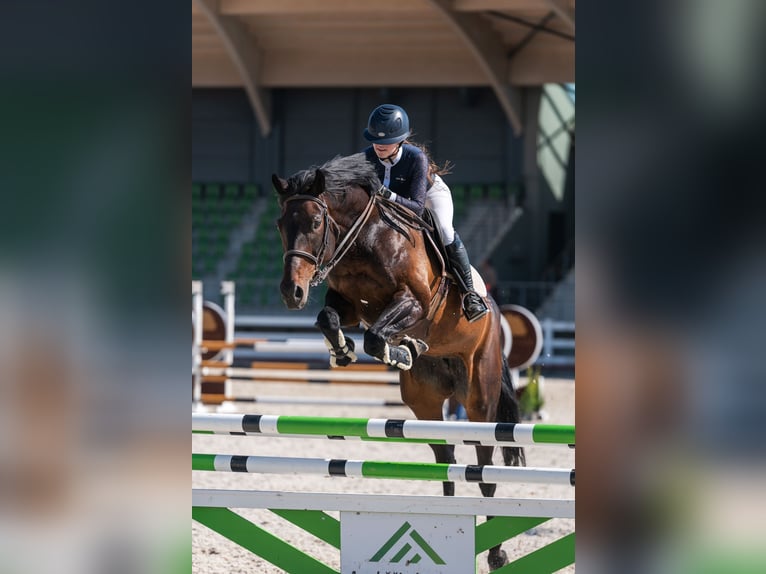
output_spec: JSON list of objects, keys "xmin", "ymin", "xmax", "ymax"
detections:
[{"xmin": 403, "ymin": 138, "xmax": 453, "ymax": 186}]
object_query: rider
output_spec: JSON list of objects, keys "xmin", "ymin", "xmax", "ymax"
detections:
[{"xmin": 362, "ymin": 103, "xmax": 489, "ymax": 322}]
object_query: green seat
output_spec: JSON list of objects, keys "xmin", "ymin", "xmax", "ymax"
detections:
[
  {"xmin": 196, "ymin": 228, "xmax": 214, "ymax": 243},
  {"xmin": 224, "ymin": 184, "xmax": 240, "ymax": 199},
  {"xmin": 260, "ymin": 201, "xmax": 278, "ymax": 221},
  {"xmin": 453, "ymin": 197, "xmax": 466, "ymax": 218},
  {"xmin": 488, "ymin": 184, "xmax": 503, "ymax": 200},
  {"xmin": 205, "ymin": 183, "xmax": 222, "ymax": 200},
  {"xmin": 237, "ymin": 256, "xmax": 254, "ymax": 272},
  {"xmin": 236, "ymin": 283, "xmax": 253, "ymax": 301},
  {"xmin": 255, "ymin": 225, "xmax": 272, "ymax": 241},
  {"xmin": 214, "ymin": 231, "xmax": 229, "ymax": 246},
  {"xmin": 201, "ymin": 195, "xmax": 219, "ymax": 213},
  {"xmin": 226, "ymin": 212, "xmax": 243, "ymax": 227},
  {"xmin": 244, "ymin": 183, "xmax": 259, "ymax": 200},
  {"xmin": 234, "ymin": 197, "xmax": 252, "ymax": 214},
  {"xmin": 469, "ymin": 184, "xmax": 484, "ymax": 200},
  {"xmin": 451, "ymin": 184, "xmax": 466, "ymax": 201},
  {"xmin": 212, "ymin": 244, "xmax": 227, "ymax": 260},
  {"xmin": 203, "ymin": 259, "xmax": 217, "ymax": 276},
  {"xmin": 220, "ymin": 196, "xmax": 237, "ymax": 213},
  {"xmin": 192, "ymin": 183, "xmax": 202, "ymax": 198},
  {"xmin": 208, "ymin": 212, "xmax": 226, "ymax": 228}
]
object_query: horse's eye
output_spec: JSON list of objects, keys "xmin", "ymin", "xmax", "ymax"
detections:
[{"xmin": 312, "ymin": 218, "xmax": 322, "ymax": 230}]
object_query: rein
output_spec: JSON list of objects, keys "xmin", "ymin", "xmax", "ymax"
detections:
[{"xmin": 282, "ymin": 191, "xmax": 378, "ymax": 287}]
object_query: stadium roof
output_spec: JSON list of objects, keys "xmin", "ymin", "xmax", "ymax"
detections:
[{"xmin": 192, "ymin": 0, "xmax": 575, "ymax": 135}]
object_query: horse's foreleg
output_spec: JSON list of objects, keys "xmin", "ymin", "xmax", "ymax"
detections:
[
  {"xmin": 364, "ymin": 291, "xmax": 427, "ymax": 370},
  {"xmin": 315, "ymin": 290, "xmax": 359, "ymax": 368}
]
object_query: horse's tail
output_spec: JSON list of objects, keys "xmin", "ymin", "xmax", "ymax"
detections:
[{"xmin": 498, "ymin": 356, "xmax": 527, "ymax": 467}]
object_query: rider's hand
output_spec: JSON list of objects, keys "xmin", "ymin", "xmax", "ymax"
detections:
[{"xmin": 377, "ymin": 185, "xmax": 394, "ymax": 200}]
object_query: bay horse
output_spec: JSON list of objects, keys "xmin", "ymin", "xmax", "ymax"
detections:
[{"xmin": 273, "ymin": 154, "xmax": 525, "ymax": 571}]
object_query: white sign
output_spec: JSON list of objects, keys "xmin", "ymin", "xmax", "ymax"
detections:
[{"xmin": 341, "ymin": 511, "xmax": 475, "ymax": 574}]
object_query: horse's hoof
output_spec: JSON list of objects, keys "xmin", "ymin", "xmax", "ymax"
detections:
[
  {"xmin": 401, "ymin": 336, "xmax": 428, "ymax": 358},
  {"xmin": 384, "ymin": 344, "xmax": 412, "ymax": 370},
  {"xmin": 326, "ymin": 337, "xmax": 357, "ymax": 368},
  {"xmin": 488, "ymin": 549, "xmax": 508, "ymax": 571},
  {"xmin": 333, "ymin": 354, "xmax": 355, "ymax": 367}
]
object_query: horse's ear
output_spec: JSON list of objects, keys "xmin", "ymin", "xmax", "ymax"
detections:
[
  {"xmin": 310, "ymin": 169, "xmax": 325, "ymax": 196},
  {"xmin": 272, "ymin": 174, "xmax": 288, "ymax": 195}
]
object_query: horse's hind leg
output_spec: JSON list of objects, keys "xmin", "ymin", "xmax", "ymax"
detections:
[
  {"xmin": 401, "ymin": 361, "xmax": 457, "ymax": 496},
  {"xmin": 474, "ymin": 445, "xmax": 510, "ymax": 570},
  {"xmin": 463, "ymin": 347, "xmax": 522, "ymax": 569},
  {"xmin": 497, "ymin": 357, "xmax": 526, "ymax": 467},
  {"xmin": 315, "ymin": 289, "xmax": 359, "ymax": 367}
]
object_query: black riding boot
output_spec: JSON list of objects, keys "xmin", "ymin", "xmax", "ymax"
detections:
[{"xmin": 446, "ymin": 235, "xmax": 489, "ymax": 322}]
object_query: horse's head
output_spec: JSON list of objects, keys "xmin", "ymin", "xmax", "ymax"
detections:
[{"xmin": 273, "ymin": 168, "xmax": 332, "ymax": 309}]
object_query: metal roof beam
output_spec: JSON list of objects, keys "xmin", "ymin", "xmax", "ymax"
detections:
[
  {"xmin": 193, "ymin": 0, "xmax": 272, "ymax": 136},
  {"xmin": 425, "ymin": 0, "xmax": 523, "ymax": 134}
]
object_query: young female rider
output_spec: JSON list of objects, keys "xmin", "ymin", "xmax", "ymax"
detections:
[{"xmin": 362, "ymin": 103, "xmax": 489, "ymax": 322}]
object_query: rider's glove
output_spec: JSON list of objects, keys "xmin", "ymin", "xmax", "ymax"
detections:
[{"xmin": 377, "ymin": 185, "xmax": 395, "ymax": 200}]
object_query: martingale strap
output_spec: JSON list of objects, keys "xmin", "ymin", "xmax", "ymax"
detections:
[
  {"xmin": 282, "ymin": 192, "xmax": 379, "ymax": 288},
  {"xmin": 312, "ymin": 192, "xmax": 378, "ymax": 286}
]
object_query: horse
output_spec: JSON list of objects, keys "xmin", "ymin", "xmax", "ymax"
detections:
[{"xmin": 272, "ymin": 153, "xmax": 526, "ymax": 571}]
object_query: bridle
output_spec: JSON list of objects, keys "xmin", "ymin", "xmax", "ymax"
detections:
[{"xmin": 281, "ymin": 191, "xmax": 378, "ymax": 287}]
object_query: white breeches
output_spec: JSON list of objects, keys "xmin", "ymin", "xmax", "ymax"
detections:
[{"xmin": 425, "ymin": 175, "xmax": 455, "ymax": 245}]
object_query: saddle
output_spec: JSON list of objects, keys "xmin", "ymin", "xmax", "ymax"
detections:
[
  {"xmin": 374, "ymin": 197, "xmax": 450, "ymax": 277},
  {"xmin": 374, "ymin": 197, "xmax": 455, "ymax": 322}
]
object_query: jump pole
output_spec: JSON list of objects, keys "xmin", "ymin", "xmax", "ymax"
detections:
[
  {"xmin": 200, "ymin": 366, "xmax": 400, "ymax": 383},
  {"xmin": 193, "ymin": 453, "xmax": 575, "ymax": 486},
  {"xmin": 221, "ymin": 280, "xmax": 235, "ymax": 366},
  {"xmin": 192, "ymin": 280, "xmax": 203, "ymax": 402},
  {"xmin": 192, "ymin": 417, "xmax": 577, "ymax": 573},
  {"xmin": 194, "ymin": 395, "xmax": 405, "ymax": 408},
  {"xmin": 192, "ymin": 413, "xmax": 575, "ymax": 446}
]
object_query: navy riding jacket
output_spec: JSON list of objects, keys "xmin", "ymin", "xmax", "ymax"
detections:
[{"xmin": 364, "ymin": 144, "xmax": 429, "ymax": 216}]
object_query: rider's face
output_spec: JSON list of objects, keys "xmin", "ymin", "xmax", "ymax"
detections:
[{"xmin": 372, "ymin": 143, "xmax": 399, "ymax": 159}]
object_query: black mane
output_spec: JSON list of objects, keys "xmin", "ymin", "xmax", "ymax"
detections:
[{"xmin": 288, "ymin": 153, "xmax": 380, "ymax": 196}]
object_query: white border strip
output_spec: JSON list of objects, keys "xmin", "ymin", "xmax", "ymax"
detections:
[{"xmin": 192, "ymin": 488, "xmax": 575, "ymax": 518}]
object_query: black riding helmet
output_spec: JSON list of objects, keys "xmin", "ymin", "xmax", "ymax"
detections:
[{"xmin": 363, "ymin": 104, "xmax": 411, "ymax": 144}]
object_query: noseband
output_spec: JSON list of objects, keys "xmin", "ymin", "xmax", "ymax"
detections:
[{"xmin": 281, "ymin": 191, "xmax": 378, "ymax": 287}]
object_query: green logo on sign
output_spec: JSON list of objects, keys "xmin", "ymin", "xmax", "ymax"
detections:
[{"xmin": 369, "ymin": 521, "xmax": 446, "ymax": 565}]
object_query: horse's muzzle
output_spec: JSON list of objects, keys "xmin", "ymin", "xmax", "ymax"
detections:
[{"xmin": 280, "ymin": 280, "xmax": 307, "ymax": 310}]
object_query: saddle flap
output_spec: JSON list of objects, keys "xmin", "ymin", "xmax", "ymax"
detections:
[
  {"xmin": 422, "ymin": 208, "xmax": 449, "ymax": 269},
  {"xmin": 421, "ymin": 208, "xmax": 486, "ymax": 297}
]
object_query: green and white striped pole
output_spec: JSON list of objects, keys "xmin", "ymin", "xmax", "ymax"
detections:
[
  {"xmin": 192, "ymin": 413, "xmax": 575, "ymax": 446},
  {"xmin": 192, "ymin": 453, "xmax": 575, "ymax": 486}
]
